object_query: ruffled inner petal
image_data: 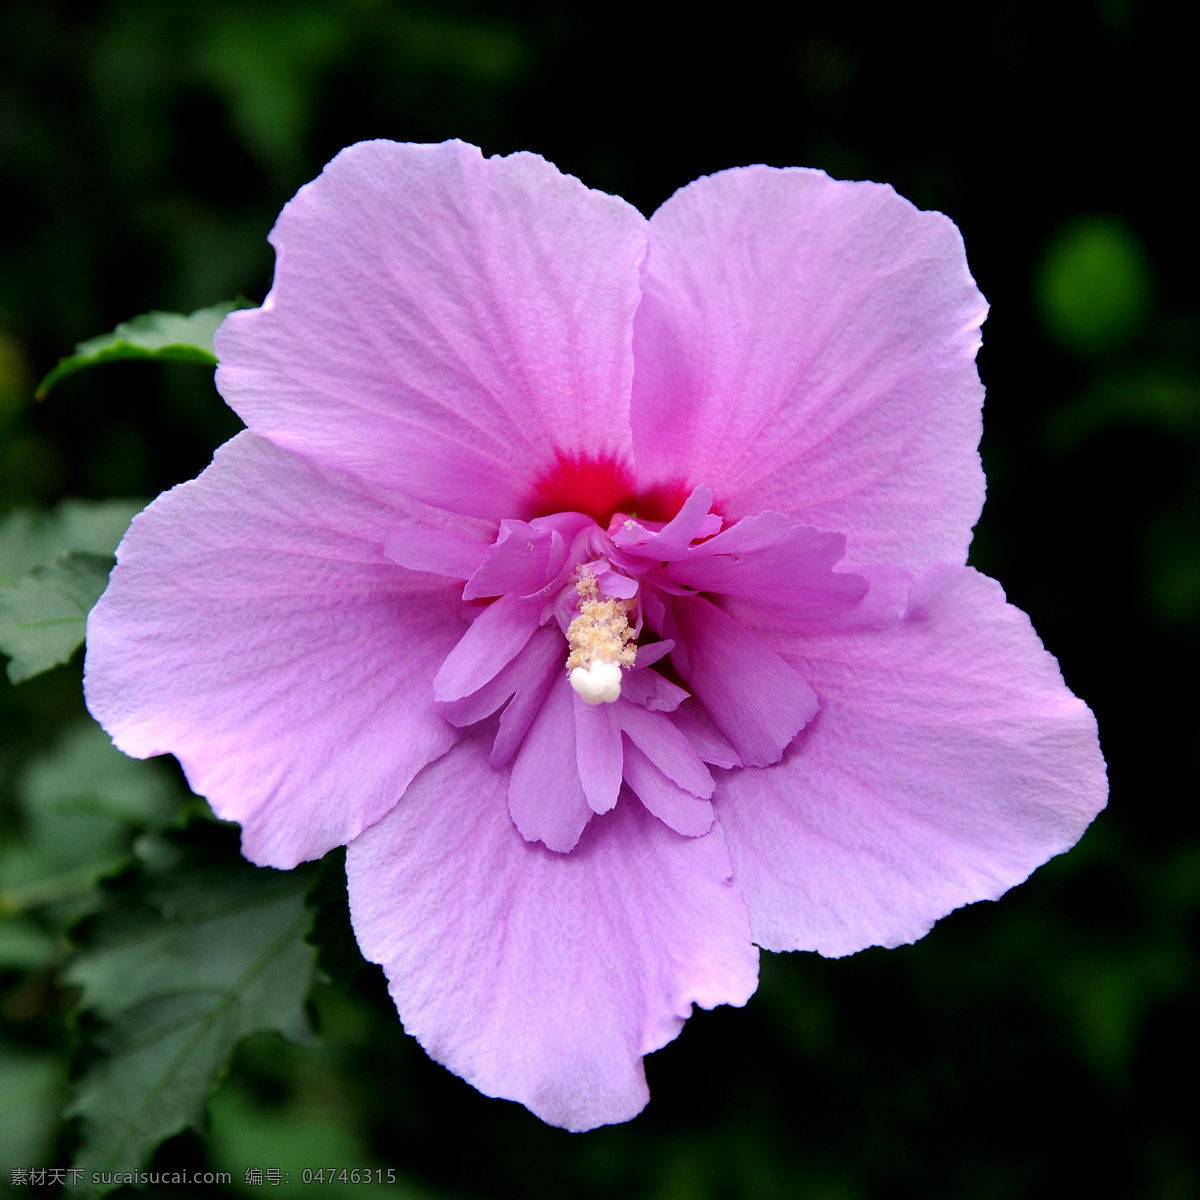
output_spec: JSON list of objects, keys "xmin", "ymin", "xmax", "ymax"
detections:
[
  {"xmin": 464, "ymin": 513, "xmax": 592, "ymax": 600},
  {"xmin": 574, "ymin": 694, "xmax": 624, "ymax": 814},
  {"xmin": 487, "ymin": 624, "xmax": 561, "ymax": 763},
  {"xmin": 615, "ymin": 701, "xmax": 714, "ymax": 799},
  {"xmin": 490, "ymin": 627, "xmax": 563, "ymax": 767},
  {"xmin": 614, "ymin": 485, "xmax": 715, "ymax": 559},
  {"xmin": 414, "ymin": 463, "xmax": 891, "ymax": 857},
  {"xmin": 621, "ymin": 741, "xmax": 715, "ymax": 837},
  {"xmin": 438, "ymin": 622, "xmax": 560, "ymax": 729},
  {"xmin": 642, "ymin": 589, "xmax": 689, "ymax": 676},
  {"xmin": 619, "ymin": 664, "xmax": 688, "ymax": 713},
  {"xmin": 596, "ymin": 567, "xmax": 639, "ymax": 599},
  {"xmin": 508, "ymin": 672, "xmax": 594, "ymax": 851},
  {"xmin": 432, "ymin": 592, "xmax": 541, "ymax": 702},
  {"xmin": 671, "ymin": 701, "xmax": 742, "ymax": 769},
  {"xmin": 462, "ymin": 520, "xmax": 557, "ymax": 599},
  {"xmin": 672, "ymin": 595, "xmax": 818, "ymax": 768},
  {"xmin": 662, "ymin": 515, "xmax": 868, "ymax": 618}
]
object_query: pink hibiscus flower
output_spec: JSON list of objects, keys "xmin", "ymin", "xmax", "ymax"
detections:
[{"xmin": 84, "ymin": 140, "xmax": 1107, "ymax": 1131}]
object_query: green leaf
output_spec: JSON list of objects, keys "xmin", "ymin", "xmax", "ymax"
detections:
[
  {"xmin": 0, "ymin": 498, "xmax": 145, "ymax": 683},
  {"xmin": 0, "ymin": 718, "xmax": 182, "ymax": 924},
  {"xmin": 0, "ymin": 1044, "xmax": 65, "ymax": 1172},
  {"xmin": 0, "ymin": 919, "xmax": 59, "ymax": 969},
  {"xmin": 36, "ymin": 300, "xmax": 252, "ymax": 398},
  {"xmin": 21, "ymin": 718, "xmax": 181, "ymax": 831},
  {"xmin": 0, "ymin": 498, "xmax": 145, "ymax": 584},
  {"xmin": 0, "ymin": 552, "xmax": 115, "ymax": 682},
  {"xmin": 65, "ymin": 833, "xmax": 318, "ymax": 1194}
]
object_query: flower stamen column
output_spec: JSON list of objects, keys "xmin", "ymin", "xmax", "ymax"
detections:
[{"xmin": 567, "ymin": 574, "xmax": 636, "ymax": 704}]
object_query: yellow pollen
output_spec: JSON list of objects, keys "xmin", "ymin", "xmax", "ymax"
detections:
[{"xmin": 566, "ymin": 575, "xmax": 636, "ymax": 674}]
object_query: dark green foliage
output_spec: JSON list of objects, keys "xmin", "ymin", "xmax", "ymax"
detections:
[
  {"xmin": 65, "ymin": 828, "xmax": 318, "ymax": 1194},
  {"xmin": 0, "ymin": 500, "xmax": 144, "ymax": 682},
  {"xmin": 1, "ymin": 719, "xmax": 180, "ymax": 926},
  {"xmin": 305, "ymin": 848, "xmax": 369, "ymax": 989},
  {"xmin": 36, "ymin": 303, "xmax": 251, "ymax": 399},
  {"xmin": 1, "ymin": 716, "xmax": 185, "ymax": 1177},
  {"xmin": 0, "ymin": 553, "xmax": 115, "ymax": 683}
]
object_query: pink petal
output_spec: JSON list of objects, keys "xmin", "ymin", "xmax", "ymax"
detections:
[
  {"xmin": 632, "ymin": 166, "xmax": 987, "ymax": 573},
  {"xmin": 84, "ymin": 432, "xmax": 463, "ymax": 868},
  {"xmin": 615, "ymin": 484, "xmax": 714, "ymax": 559},
  {"xmin": 721, "ymin": 561, "xmax": 914, "ymax": 642},
  {"xmin": 383, "ymin": 524, "xmax": 490, "ymax": 580},
  {"xmin": 574, "ymin": 694, "xmax": 623, "ymax": 815},
  {"xmin": 463, "ymin": 517, "xmax": 579, "ymax": 601},
  {"xmin": 663, "ymin": 515, "xmax": 868, "ymax": 621},
  {"xmin": 614, "ymin": 701, "xmax": 714, "ymax": 799},
  {"xmin": 508, "ymin": 672, "xmax": 593, "ymax": 851},
  {"xmin": 437, "ymin": 623, "xmax": 560, "ymax": 729},
  {"xmin": 643, "ymin": 589, "xmax": 689, "ymax": 677},
  {"xmin": 672, "ymin": 595, "xmax": 819, "ymax": 767},
  {"xmin": 619, "ymin": 664, "xmax": 688, "ymax": 712},
  {"xmin": 621, "ymin": 741, "xmax": 715, "ymax": 837},
  {"xmin": 216, "ymin": 140, "xmax": 646, "ymax": 521},
  {"xmin": 713, "ymin": 565, "xmax": 1108, "ymax": 957},
  {"xmin": 490, "ymin": 626, "xmax": 564, "ymax": 767},
  {"xmin": 672, "ymin": 701, "xmax": 742, "ymax": 769},
  {"xmin": 596, "ymin": 567, "xmax": 639, "ymax": 599},
  {"xmin": 346, "ymin": 729, "xmax": 758, "ymax": 1131},
  {"xmin": 380, "ymin": 494, "xmax": 496, "ymax": 579},
  {"xmin": 431, "ymin": 593, "xmax": 540, "ymax": 703},
  {"xmin": 630, "ymin": 638, "xmax": 675, "ymax": 668}
]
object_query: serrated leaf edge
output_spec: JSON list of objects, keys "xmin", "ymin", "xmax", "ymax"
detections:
[{"xmin": 68, "ymin": 905, "xmax": 315, "ymax": 1187}]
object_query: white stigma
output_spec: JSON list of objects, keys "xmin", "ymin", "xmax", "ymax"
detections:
[
  {"xmin": 569, "ymin": 661, "xmax": 623, "ymax": 705},
  {"xmin": 566, "ymin": 574, "xmax": 636, "ymax": 705}
]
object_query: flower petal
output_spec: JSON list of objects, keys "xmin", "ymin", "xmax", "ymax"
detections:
[
  {"xmin": 382, "ymin": 524, "xmax": 490, "ymax": 580},
  {"xmin": 621, "ymin": 741, "xmax": 715, "ymax": 837},
  {"xmin": 431, "ymin": 593, "xmax": 540, "ymax": 703},
  {"xmin": 346, "ymin": 728, "xmax": 758, "ymax": 1131},
  {"xmin": 662, "ymin": 516, "xmax": 868, "ymax": 617},
  {"xmin": 721, "ymin": 562, "xmax": 913, "ymax": 641},
  {"xmin": 216, "ymin": 140, "xmax": 646, "ymax": 521},
  {"xmin": 672, "ymin": 595, "xmax": 818, "ymax": 767},
  {"xmin": 632, "ymin": 166, "xmax": 987, "ymax": 572},
  {"xmin": 84, "ymin": 432, "xmax": 464, "ymax": 868},
  {"xmin": 575, "ymin": 694, "xmax": 623, "ymax": 815},
  {"xmin": 437, "ymin": 623, "xmax": 560, "ymax": 729},
  {"xmin": 713, "ymin": 565, "xmax": 1108, "ymax": 957},
  {"xmin": 672, "ymin": 701, "xmax": 742, "ymax": 769},
  {"xmin": 614, "ymin": 701, "xmax": 714, "ymax": 799},
  {"xmin": 615, "ymin": 484, "xmax": 714, "ymax": 559},
  {"xmin": 380, "ymin": 493, "xmax": 496, "ymax": 579},
  {"xmin": 619, "ymin": 662, "xmax": 688, "ymax": 712},
  {"xmin": 463, "ymin": 519, "xmax": 554, "ymax": 600},
  {"xmin": 490, "ymin": 626, "xmax": 563, "ymax": 767},
  {"xmin": 508, "ymin": 671, "xmax": 593, "ymax": 851}
]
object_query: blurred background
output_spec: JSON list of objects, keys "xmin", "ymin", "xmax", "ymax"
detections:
[{"xmin": 1, "ymin": 1, "xmax": 1196, "ymax": 1197}]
